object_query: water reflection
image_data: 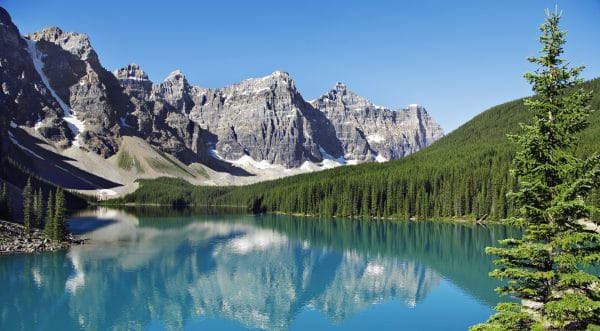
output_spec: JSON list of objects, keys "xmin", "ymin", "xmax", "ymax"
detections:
[{"xmin": 0, "ymin": 208, "xmax": 520, "ymax": 331}]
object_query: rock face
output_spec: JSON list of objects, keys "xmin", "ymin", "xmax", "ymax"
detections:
[
  {"xmin": 115, "ymin": 65, "xmax": 205, "ymax": 164},
  {"xmin": 1, "ymin": 6, "xmax": 444, "ymax": 177},
  {"xmin": 312, "ymin": 82, "xmax": 444, "ymax": 161},
  {"xmin": 25, "ymin": 26, "xmax": 135, "ymax": 156},
  {"xmin": 0, "ymin": 8, "xmax": 70, "ymax": 144},
  {"xmin": 189, "ymin": 71, "xmax": 343, "ymax": 167}
]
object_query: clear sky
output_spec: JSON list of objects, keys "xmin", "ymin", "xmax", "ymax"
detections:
[{"xmin": 3, "ymin": 0, "xmax": 600, "ymax": 133}]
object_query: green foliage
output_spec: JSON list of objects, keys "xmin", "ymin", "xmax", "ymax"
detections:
[
  {"xmin": 189, "ymin": 163, "xmax": 208, "ymax": 178},
  {"xmin": 116, "ymin": 149, "xmax": 142, "ymax": 172},
  {"xmin": 33, "ymin": 189, "xmax": 43, "ymax": 228},
  {"xmin": 117, "ymin": 72, "xmax": 599, "ymax": 220},
  {"xmin": 473, "ymin": 9, "xmax": 600, "ymax": 330},
  {"xmin": 0, "ymin": 182, "xmax": 10, "ymax": 220},
  {"xmin": 109, "ymin": 177, "xmax": 231, "ymax": 207},
  {"xmin": 471, "ymin": 303, "xmax": 542, "ymax": 331},
  {"xmin": 53, "ymin": 188, "xmax": 67, "ymax": 241},
  {"xmin": 147, "ymin": 147, "xmax": 194, "ymax": 177},
  {"xmin": 22, "ymin": 177, "xmax": 32, "ymax": 234},
  {"xmin": 44, "ymin": 190, "xmax": 55, "ymax": 239}
]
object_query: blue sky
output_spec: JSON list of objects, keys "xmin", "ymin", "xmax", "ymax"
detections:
[{"xmin": 3, "ymin": 0, "xmax": 600, "ymax": 132}]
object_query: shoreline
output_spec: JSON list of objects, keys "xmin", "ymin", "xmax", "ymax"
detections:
[{"xmin": 0, "ymin": 220, "xmax": 85, "ymax": 254}]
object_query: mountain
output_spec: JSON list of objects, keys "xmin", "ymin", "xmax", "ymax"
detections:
[
  {"xmin": 312, "ymin": 82, "xmax": 443, "ymax": 162},
  {"xmin": 119, "ymin": 78, "xmax": 600, "ymax": 221},
  {"xmin": 189, "ymin": 70, "xmax": 344, "ymax": 168},
  {"xmin": 0, "ymin": 6, "xmax": 443, "ymax": 195}
]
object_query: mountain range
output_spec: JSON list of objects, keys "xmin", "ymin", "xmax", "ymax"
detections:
[{"xmin": 0, "ymin": 7, "xmax": 443, "ymax": 195}]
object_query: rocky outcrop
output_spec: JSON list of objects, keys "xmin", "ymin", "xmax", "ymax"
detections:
[
  {"xmin": 0, "ymin": 220, "xmax": 84, "ymax": 254},
  {"xmin": 0, "ymin": 7, "xmax": 70, "ymax": 144},
  {"xmin": 114, "ymin": 66, "xmax": 207, "ymax": 165},
  {"xmin": 1, "ymin": 5, "xmax": 443, "ymax": 178},
  {"xmin": 117, "ymin": 68, "xmax": 444, "ymax": 168},
  {"xmin": 312, "ymin": 82, "xmax": 444, "ymax": 161},
  {"xmin": 189, "ymin": 71, "xmax": 343, "ymax": 167},
  {"xmin": 26, "ymin": 27, "xmax": 130, "ymax": 156}
]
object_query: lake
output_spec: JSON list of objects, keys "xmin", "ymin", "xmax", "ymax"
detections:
[{"xmin": 0, "ymin": 208, "xmax": 520, "ymax": 330}]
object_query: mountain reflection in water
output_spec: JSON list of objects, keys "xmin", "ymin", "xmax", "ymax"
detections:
[{"xmin": 0, "ymin": 208, "xmax": 520, "ymax": 331}]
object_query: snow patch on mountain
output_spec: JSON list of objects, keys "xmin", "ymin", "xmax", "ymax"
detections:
[{"xmin": 25, "ymin": 38, "xmax": 85, "ymax": 146}]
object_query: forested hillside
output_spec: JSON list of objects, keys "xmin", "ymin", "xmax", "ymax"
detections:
[{"xmin": 116, "ymin": 78, "xmax": 600, "ymax": 221}]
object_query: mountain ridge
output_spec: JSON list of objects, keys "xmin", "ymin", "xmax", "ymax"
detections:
[
  {"xmin": 0, "ymin": 6, "xmax": 443, "ymax": 194},
  {"xmin": 116, "ymin": 78, "xmax": 600, "ymax": 221}
]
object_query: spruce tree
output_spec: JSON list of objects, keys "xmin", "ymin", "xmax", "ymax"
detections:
[
  {"xmin": 22, "ymin": 177, "xmax": 32, "ymax": 234},
  {"xmin": 44, "ymin": 191, "xmax": 55, "ymax": 239},
  {"xmin": 53, "ymin": 188, "xmax": 66, "ymax": 241},
  {"xmin": 472, "ymin": 9, "xmax": 600, "ymax": 330},
  {"xmin": 0, "ymin": 182, "xmax": 8, "ymax": 220},
  {"xmin": 33, "ymin": 189, "xmax": 43, "ymax": 228}
]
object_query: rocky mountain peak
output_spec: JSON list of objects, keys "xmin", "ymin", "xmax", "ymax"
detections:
[
  {"xmin": 114, "ymin": 63, "xmax": 149, "ymax": 81},
  {"xmin": 27, "ymin": 27, "xmax": 96, "ymax": 62},
  {"xmin": 224, "ymin": 70, "xmax": 295, "ymax": 97},
  {"xmin": 316, "ymin": 82, "xmax": 377, "ymax": 112},
  {"xmin": 268, "ymin": 70, "xmax": 289, "ymax": 79},
  {"xmin": 334, "ymin": 81, "xmax": 347, "ymax": 92},
  {"xmin": 0, "ymin": 7, "xmax": 22, "ymax": 48},
  {"xmin": 165, "ymin": 69, "xmax": 187, "ymax": 83},
  {"xmin": 0, "ymin": 7, "xmax": 15, "ymax": 27}
]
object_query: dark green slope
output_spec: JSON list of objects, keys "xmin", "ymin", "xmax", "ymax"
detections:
[{"xmin": 119, "ymin": 78, "xmax": 600, "ymax": 221}]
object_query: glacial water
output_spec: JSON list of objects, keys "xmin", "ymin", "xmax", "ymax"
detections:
[{"xmin": 0, "ymin": 208, "xmax": 521, "ymax": 330}]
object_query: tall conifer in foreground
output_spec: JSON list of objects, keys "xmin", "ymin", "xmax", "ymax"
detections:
[
  {"xmin": 0, "ymin": 182, "xmax": 9, "ymax": 220},
  {"xmin": 33, "ymin": 189, "xmax": 43, "ymax": 228},
  {"xmin": 44, "ymin": 190, "xmax": 55, "ymax": 239},
  {"xmin": 472, "ymin": 9, "xmax": 600, "ymax": 331},
  {"xmin": 53, "ymin": 188, "xmax": 66, "ymax": 241},
  {"xmin": 22, "ymin": 177, "xmax": 32, "ymax": 234}
]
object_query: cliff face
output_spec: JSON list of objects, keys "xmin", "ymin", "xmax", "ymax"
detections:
[
  {"xmin": 0, "ymin": 8, "xmax": 70, "ymax": 145},
  {"xmin": 115, "ymin": 65, "xmax": 205, "ymax": 164},
  {"xmin": 26, "ymin": 27, "xmax": 129, "ymax": 156},
  {"xmin": 312, "ymin": 82, "xmax": 444, "ymax": 162},
  {"xmin": 1, "ymin": 6, "xmax": 444, "ymax": 183},
  {"xmin": 189, "ymin": 71, "xmax": 343, "ymax": 168}
]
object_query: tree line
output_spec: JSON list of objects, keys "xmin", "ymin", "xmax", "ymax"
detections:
[
  {"xmin": 18, "ymin": 177, "xmax": 67, "ymax": 241},
  {"xmin": 114, "ymin": 76, "xmax": 599, "ymax": 223}
]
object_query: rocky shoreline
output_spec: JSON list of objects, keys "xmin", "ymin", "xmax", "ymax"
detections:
[{"xmin": 0, "ymin": 220, "xmax": 85, "ymax": 254}]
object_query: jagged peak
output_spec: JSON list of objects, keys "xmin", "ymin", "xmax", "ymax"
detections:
[
  {"xmin": 0, "ymin": 7, "xmax": 20, "ymax": 37},
  {"xmin": 246, "ymin": 70, "xmax": 290, "ymax": 83},
  {"xmin": 334, "ymin": 81, "xmax": 347, "ymax": 91},
  {"xmin": 268, "ymin": 70, "xmax": 290, "ymax": 79},
  {"xmin": 28, "ymin": 26, "xmax": 90, "ymax": 44},
  {"xmin": 164, "ymin": 69, "xmax": 186, "ymax": 82},
  {"xmin": 27, "ymin": 26, "xmax": 95, "ymax": 61},
  {"xmin": 316, "ymin": 83, "xmax": 389, "ymax": 111},
  {"xmin": 406, "ymin": 104, "xmax": 423, "ymax": 111},
  {"xmin": 0, "ymin": 7, "xmax": 11, "ymax": 24},
  {"xmin": 114, "ymin": 63, "xmax": 149, "ymax": 81},
  {"xmin": 217, "ymin": 70, "xmax": 295, "ymax": 96}
]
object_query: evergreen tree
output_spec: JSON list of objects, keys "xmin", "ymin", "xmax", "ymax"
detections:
[
  {"xmin": 472, "ymin": 9, "xmax": 600, "ymax": 330},
  {"xmin": 22, "ymin": 177, "xmax": 32, "ymax": 234},
  {"xmin": 53, "ymin": 188, "xmax": 67, "ymax": 241},
  {"xmin": 0, "ymin": 182, "xmax": 9, "ymax": 220},
  {"xmin": 33, "ymin": 189, "xmax": 43, "ymax": 228},
  {"xmin": 44, "ymin": 191, "xmax": 55, "ymax": 239}
]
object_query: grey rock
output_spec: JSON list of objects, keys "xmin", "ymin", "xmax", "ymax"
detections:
[
  {"xmin": 114, "ymin": 66, "xmax": 207, "ymax": 164},
  {"xmin": 2, "ymin": 5, "xmax": 444, "ymax": 177},
  {"xmin": 189, "ymin": 71, "xmax": 343, "ymax": 167},
  {"xmin": 27, "ymin": 27, "xmax": 130, "ymax": 156},
  {"xmin": 312, "ymin": 82, "xmax": 444, "ymax": 161},
  {"xmin": 0, "ymin": 8, "xmax": 70, "ymax": 144}
]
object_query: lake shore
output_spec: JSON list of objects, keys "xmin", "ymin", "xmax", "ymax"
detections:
[{"xmin": 0, "ymin": 220, "xmax": 85, "ymax": 254}]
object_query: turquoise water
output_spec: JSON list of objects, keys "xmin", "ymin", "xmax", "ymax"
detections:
[{"xmin": 0, "ymin": 209, "xmax": 520, "ymax": 330}]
